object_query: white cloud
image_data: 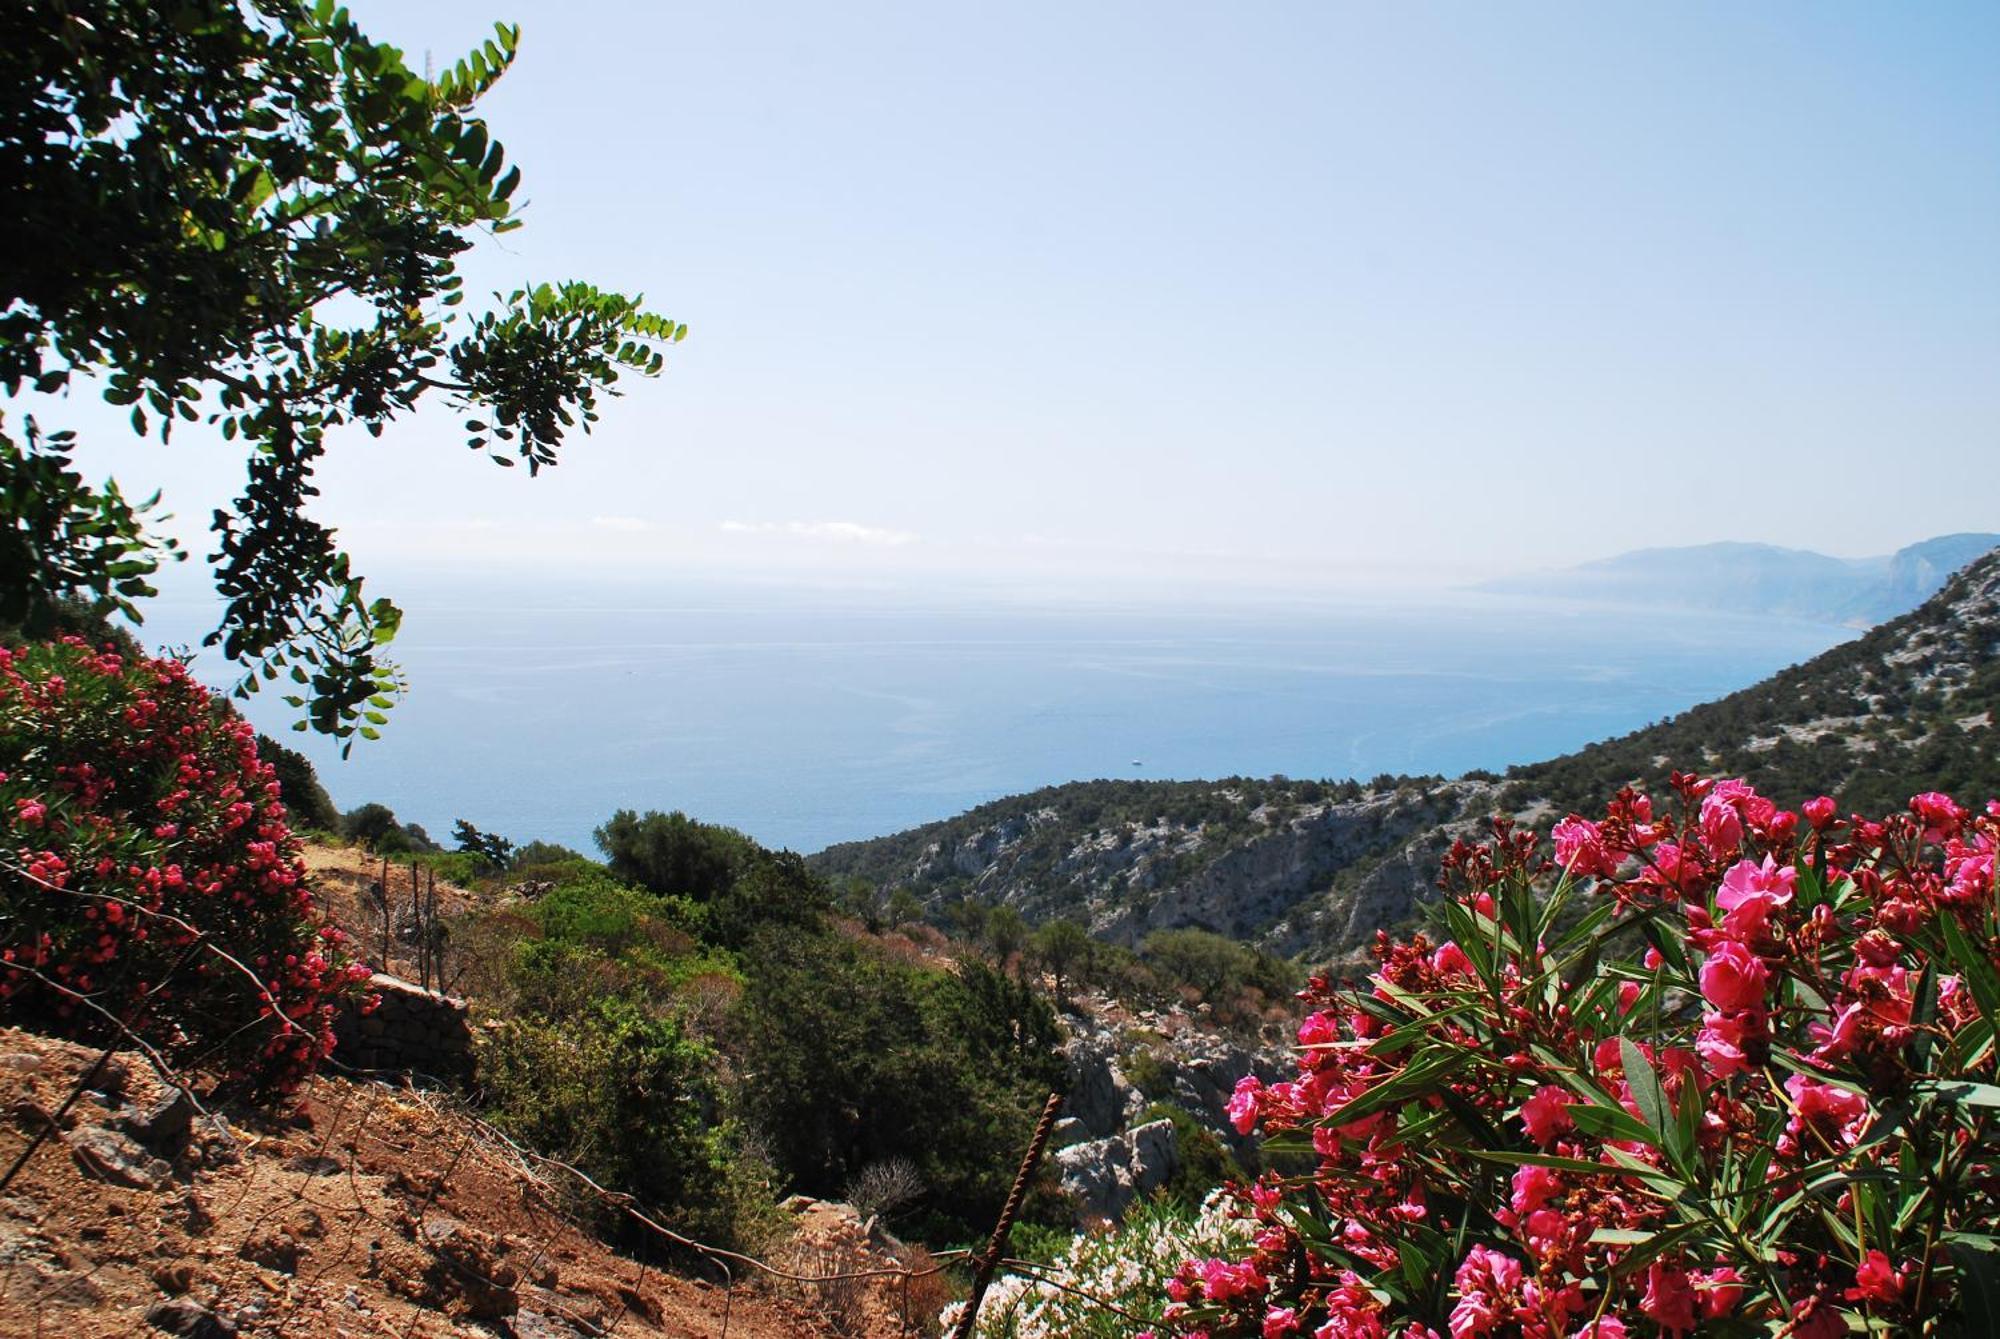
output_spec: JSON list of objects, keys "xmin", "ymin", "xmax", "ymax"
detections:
[
  {"xmin": 590, "ymin": 515, "xmax": 651, "ymax": 532},
  {"xmin": 720, "ymin": 519, "xmax": 918, "ymax": 547}
]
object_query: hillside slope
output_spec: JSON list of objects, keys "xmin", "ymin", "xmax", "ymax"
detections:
[
  {"xmin": 813, "ymin": 546, "xmax": 2000, "ymax": 968},
  {"xmin": 0, "ymin": 1027, "xmax": 835, "ymax": 1339}
]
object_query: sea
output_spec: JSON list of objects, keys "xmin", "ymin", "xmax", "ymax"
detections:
[{"xmin": 139, "ymin": 576, "xmax": 1857, "ymax": 856}]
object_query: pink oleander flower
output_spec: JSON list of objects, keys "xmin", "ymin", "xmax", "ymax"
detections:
[
  {"xmin": 1228, "ymin": 1074, "xmax": 1263, "ymax": 1135},
  {"xmin": 1802, "ymin": 795, "xmax": 1838, "ymax": 829},
  {"xmin": 1716, "ymin": 855, "xmax": 1796, "ymax": 939},
  {"xmin": 1698, "ymin": 791, "xmax": 1744, "ymax": 858},
  {"xmin": 1699, "ymin": 939, "xmax": 1769, "ymax": 1013},
  {"xmin": 1519, "ymin": 1085, "xmax": 1574, "ymax": 1146},
  {"xmin": 1847, "ymin": 1250, "xmax": 1908, "ymax": 1305},
  {"xmin": 1553, "ymin": 815, "xmax": 1618, "ymax": 878},
  {"xmin": 1696, "ymin": 1009, "xmax": 1754, "ymax": 1077},
  {"xmin": 1910, "ymin": 791, "xmax": 1968, "ymax": 843},
  {"xmin": 1449, "ymin": 1246, "xmax": 1524, "ymax": 1338},
  {"xmin": 1780, "ymin": 1075, "xmax": 1869, "ymax": 1157},
  {"xmin": 1432, "ymin": 941, "xmax": 1475, "ymax": 977},
  {"xmin": 1692, "ymin": 1268, "xmax": 1746, "ymax": 1319},
  {"xmin": 1510, "ymin": 1163, "xmax": 1562, "ymax": 1214},
  {"xmin": 1196, "ymin": 1257, "xmax": 1267, "ymax": 1304},
  {"xmin": 1640, "ymin": 1259, "xmax": 1697, "ymax": 1335},
  {"xmin": 1263, "ymin": 1307, "xmax": 1300, "ymax": 1338}
]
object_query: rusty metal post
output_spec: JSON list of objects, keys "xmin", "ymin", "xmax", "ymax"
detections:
[
  {"xmin": 380, "ymin": 855, "xmax": 391, "ymax": 970},
  {"xmin": 948, "ymin": 1090, "xmax": 1064, "ymax": 1339}
]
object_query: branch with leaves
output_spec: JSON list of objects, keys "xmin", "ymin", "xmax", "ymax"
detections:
[{"xmin": 0, "ymin": 0, "xmax": 683, "ymax": 748}]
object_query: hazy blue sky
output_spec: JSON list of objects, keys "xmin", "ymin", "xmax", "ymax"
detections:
[{"xmin": 71, "ymin": 1, "xmax": 2000, "ymax": 595}]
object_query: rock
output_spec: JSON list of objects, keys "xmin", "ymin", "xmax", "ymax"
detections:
[
  {"xmin": 120, "ymin": 1090, "xmax": 195, "ymax": 1149},
  {"xmin": 0, "ymin": 1052, "xmax": 43, "ymax": 1074},
  {"xmin": 1053, "ymin": 1118, "xmax": 1179, "ymax": 1224},
  {"xmin": 283, "ymin": 1153, "xmax": 345, "ymax": 1177},
  {"xmin": 511, "ymin": 1311, "xmax": 588, "ymax": 1338},
  {"xmin": 150, "ymin": 1260, "xmax": 194, "ymax": 1294},
  {"xmin": 1050, "ymin": 1116, "xmax": 1089, "ymax": 1147},
  {"xmin": 1155, "ymin": 1031, "xmax": 1288, "ymax": 1161},
  {"xmin": 145, "ymin": 1298, "xmax": 237, "ymax": 1336},
  {"xmin": 69, "ymin": 1126, "xmax": 172, "ymax": 1190},
  {"xmin": 239, "ymin": 1227, "xmax": 301, "ymax": 1274},
  {"xmin": 86, "ymin": 1056, "xmax": 132, "ymax": 1097},
  {"xmin": 1060, "ymin": 1031, "xmax": 1144, "ymax": 1138}
]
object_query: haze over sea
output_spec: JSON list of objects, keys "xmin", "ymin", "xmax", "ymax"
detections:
[{"xmin": 145, "ymin": 576, "xmax": 1855, "ymax": 855}]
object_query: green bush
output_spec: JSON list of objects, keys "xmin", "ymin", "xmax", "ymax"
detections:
[
  {"xmin": 595, "ymin": 808, "xmax": 754, "ymax": 901},
  {"xmin": 478, "ymin": 995, "xmax": 766, "ymax": 1248},
  {"xmin": 733, "ymin": 931, "xmax": 1065, "ymax": 1235}
]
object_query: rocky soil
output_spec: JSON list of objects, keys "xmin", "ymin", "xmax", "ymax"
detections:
[{"xmin": 0, "ymin": 1026, "xmax": 841, "ymax": 1338}]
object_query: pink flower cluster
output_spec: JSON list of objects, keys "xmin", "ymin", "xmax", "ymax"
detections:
[
  {"xmin": 1163, "ymin": 774, "xmax": 2000, "ymax": 1337},
  {"xmin": 0, "ymin": 639, "xmax": 365, "ymax": 1095}
]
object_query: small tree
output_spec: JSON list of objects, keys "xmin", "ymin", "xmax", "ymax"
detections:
[
  {"xmin": 452, "ymin": 818, "xmax": 514, "ymax": 872},
  {"xmin": 986, "ymin": 904, "xmax": 1027, "ymax": 974},
  {"xmin": 594, "ymin": 809, "xmax": 752, "ymax": 902},
  {"xmin": 885, "ymin": 886, "xmax": 925, "ymax": 931},
  {"xmin": 1032, "ymin": 918, "xmax": 1092, "ymax": 999}
]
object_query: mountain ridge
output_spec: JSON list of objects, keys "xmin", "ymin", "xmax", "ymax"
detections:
[
  {"xmin": 810, "ymin": 543, "xmax": 2000, "ymax": 968},
  {"xmin": 1481, "ymin": 532, "xmax": 1999, "ymax": 625}
]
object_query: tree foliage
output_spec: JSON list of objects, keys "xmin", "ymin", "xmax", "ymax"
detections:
[{"xmin": 0, "ymin": 0, "xmax": 682, "ymax": 746}]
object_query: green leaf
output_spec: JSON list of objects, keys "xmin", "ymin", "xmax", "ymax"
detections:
[
  {"xmin": 1620, "ymin": 1039, "xmax": 1669, "ymax": 1140},
  {"xmin": 1916, "ymin": 1080, "xmax": 2000, "ymax": 1108},
  {"xmin": 1568, "ymin": 1101, "xmax": 1661, "ymax": 1150}
]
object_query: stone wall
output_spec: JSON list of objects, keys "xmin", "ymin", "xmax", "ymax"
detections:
[{"xmin": 332, "ymin": 972, "xmax": 474, "ymax": 1084}]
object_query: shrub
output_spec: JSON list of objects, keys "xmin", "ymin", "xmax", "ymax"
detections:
[
  {"xmin": 945, "ymin": 1191, "xmax": 1250, "ymax": 1338},
  {"xmin": 0, "ymin": 639, "xmax": 364, "ymax": 1094},
  {"xmin": 478, "ymin": 995, "xmax": 761, "ymax": 1247},
  {"xmin": 595, "ymin": 808, "xmax": 754, "ymax": 901},
  {"xmin": 1167, "ymin": 775, "xmax": 2000, "ymax": 1336},
  {"xmin": 733, "ymin": 931, "xmax": 1065, "ymax": 1234},
  {"xmin": 340, "ymin": 801, "xmax": 438, "ymax": 854}
]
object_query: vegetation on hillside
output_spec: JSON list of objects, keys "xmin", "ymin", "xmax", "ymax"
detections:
[
  {"xmin": 1502, "ymin": 549, "xmax": 2000, "ymax": 817},
  {"xmin": 815, "ymin": 549, "xmax": 2000, "ymax": 968},
  {"xmin": 437, "ymin": 811, "xmax": 1072, "ymax": 1250}
]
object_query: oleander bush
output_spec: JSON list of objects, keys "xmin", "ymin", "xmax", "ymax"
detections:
[
  {"xmin": 1168, "ymin": 774, "xmax": 1999, "ymax": 1337},
  {"xmin": 0, "ymin": 639, "xmax": 365, "ymax": 1094}
]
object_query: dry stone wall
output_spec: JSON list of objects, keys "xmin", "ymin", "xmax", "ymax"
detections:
[{"xmin": 332, "ymin": 972, "xmax": 473, "ymax": 1084}]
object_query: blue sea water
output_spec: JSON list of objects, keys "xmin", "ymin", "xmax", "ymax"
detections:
[{"xmin": 147, "ymin": 579, "xmax": 1856, "ymax": 855}]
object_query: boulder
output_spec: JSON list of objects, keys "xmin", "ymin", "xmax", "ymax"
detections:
[
  {"xmin": 1060, "ymin": 1031, "xmax": 1144, "ymax": 1138},
  {"xmin": 68, "ymin": 1126, "xmax": 171, "ymax": 1190}
]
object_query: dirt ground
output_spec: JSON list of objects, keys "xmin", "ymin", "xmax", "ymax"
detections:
[{"xmin": 0, "ymin": 1025, "xmax": 860, "ymax": 1338}]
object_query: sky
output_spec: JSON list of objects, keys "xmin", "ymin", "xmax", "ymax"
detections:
[{"xmin": 54, "ymin": 0, "xmax": 2000, "ymax": 598}]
